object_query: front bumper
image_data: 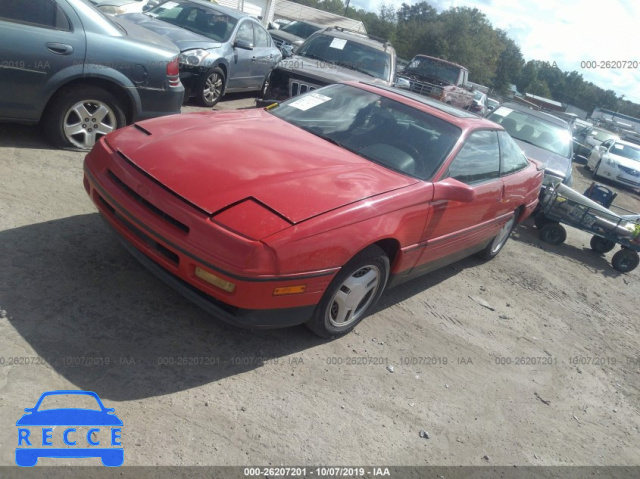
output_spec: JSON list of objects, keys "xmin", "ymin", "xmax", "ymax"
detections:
[{"xmin": 83, "ymin": 139, "xmax": 335, "ymax": 328}]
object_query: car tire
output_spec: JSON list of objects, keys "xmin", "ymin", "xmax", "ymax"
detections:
[
  {"xmin": 590, "ymin": 235, "xmax": 616, "ymax": 254},
  {"xmin": 539, "ymin": 222, "xmax": 567, "ymax": 245},
  {"xmin": 534, "ymin": 212, "xmax": 553, "ymax": 229},
  {"xmin": 197, "ymin": 67, "xmax": 225, "ymax": 107},
  {"xmin": 612, "ymin": 248, "xmax": 639, "ymax": 273},
  {"xmin": 306, "ymin": 245, "xmax": 389, "ymax": 338},
  {"xmin": 477, "ymin": 211, "xmax": 517, "ymax": 260},
  {"xmin": 43, "ymin": 86, "xmax": 126, "ymax": 150}
]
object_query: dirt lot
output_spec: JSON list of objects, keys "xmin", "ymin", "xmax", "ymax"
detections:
[{"xmin": 1, "ymin": 94, "xmax": 639, "ymax": 472}]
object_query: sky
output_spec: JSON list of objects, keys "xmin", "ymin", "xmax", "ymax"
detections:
[{"xmin": 348, "ymin": 0, "xmax": 640, "ymax": 106}]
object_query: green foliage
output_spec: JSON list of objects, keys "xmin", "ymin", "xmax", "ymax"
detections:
[{"xmin": 287, "ymin": 0, "xmax": 636, "ymax": 114}]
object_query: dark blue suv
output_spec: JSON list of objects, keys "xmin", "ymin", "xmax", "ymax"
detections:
[{"xmin": 0, "ymin": 0, "xmax": 184, "ymax": 149}]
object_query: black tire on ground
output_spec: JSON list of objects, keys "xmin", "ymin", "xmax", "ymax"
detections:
[
  {"xmin": 477, "ymin": 211, "xmax": 517, "ymax": 260},
  {"xmin": 539, "ymin": 222, "xmax": 567, "ymax": 245},
  {"xmin": 590, "ymin": 235, "xmax": 616, "ymax": 254},
  {"xmin": 196, "ymin": 67, "xmax": 225, "ymax": 107},
  {"xmin": 611, "ymin": 248, "xmax": 639, "ymax": 273},
  {"xmin": 43, "ymin": 86, "xmax": 126, "ymax": 150},
  {"xmin": 534, "ymin": 212, "xmax": 553, "ymax": 229},
  {"xmin": 306, "ymin": 245, "xmax": 389, "ymax": 338}
]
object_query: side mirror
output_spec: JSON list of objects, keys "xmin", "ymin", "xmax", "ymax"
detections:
[
  {"xmin": 142, "ymin": 4, "xmax": 152, "ymax": 12},
  {"xmin": 433, "ymin": 178, "xmax": 476, "ymax": 203},
  {"xmin": 394, "ymin": 77, "xmax": 410, "ymax": 90},
  {"xmin": 234, "ymin": 39, "xmax": 254, "ymax": 50},
  {"xmin": 280, "ymin": 45, "xmax": 293, "ymax": 58}
]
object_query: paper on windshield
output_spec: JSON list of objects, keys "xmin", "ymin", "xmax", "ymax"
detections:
[
  {"xmin": 329, "ymin": 38, "xmax": 347, "ymax": 50},
  {"xmin": 493, "ymin": 107, "xmax": 513, "ymax": 117},
  {"xmin": 289, "ymin": 93, "xmax": 332, "ymax": 111}
]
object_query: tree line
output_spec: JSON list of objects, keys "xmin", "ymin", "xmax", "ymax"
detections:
[{"xmin": 290, "ymin": 0, "xmax": 640, "ymax": 118}]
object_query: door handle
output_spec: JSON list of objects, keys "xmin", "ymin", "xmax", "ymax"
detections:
[{"xmin": 46, "ymin": 43, "xmax": 73, "ymax": 55}]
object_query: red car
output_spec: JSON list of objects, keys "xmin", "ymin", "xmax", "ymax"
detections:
[{"xmin": 84, "ymin": 82, "xmax": 543, "ymax": 337}]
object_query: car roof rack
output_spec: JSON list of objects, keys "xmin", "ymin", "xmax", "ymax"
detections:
[{"xmin": 322, "ymin": 26, "xmax": 391, "ymax": 49}]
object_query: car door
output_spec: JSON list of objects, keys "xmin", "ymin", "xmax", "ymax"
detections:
[
  {"xmin": 250, "ymin": 21, "xmax": 276, "ymax": 88},
  {"xmin": 226, "ymin": 19, "xmax": 255, "ymax": 90},
  {"xmin": 497, "ymin": 130, "xmax": 535, "ymax": 211},
  {"xmin": 415, "ymin": 129, "xmax": 504, "ymax": 271},
  {"xmin": 0, "ymin": 0, "xmax": 86, "ymax": 121}
]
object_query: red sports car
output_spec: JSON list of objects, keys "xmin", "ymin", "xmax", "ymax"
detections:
[{"xmin": 84, "ymin": 82, "xmax": 543, "ymax": 337}]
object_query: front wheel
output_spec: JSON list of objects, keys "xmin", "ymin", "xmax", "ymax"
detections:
[
  {"xmin": 306, "ymin": 245, "xmax": 389, "ymax": 338},
  {"xmin": 43, "ymin": 86, "xmax": 126, "ymax": 150},
  {"xmin": 539, "ymin": 222, "xmax": 567, "ymax": 245},
  {"xmin": 477, "ymin": 212, "xmax": 516, "ymax": 260},
  {"xmin": 197, "ymin": 67, "xmax": 225, "ymax": 107},
  {"xmin": 612, "ymin": 248, "xmax": 639, "ymax": 272},
  {"xmin": 590, "ymin": 235, "xmax": 616, "ymax": 254}
]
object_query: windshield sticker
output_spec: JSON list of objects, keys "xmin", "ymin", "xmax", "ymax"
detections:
[
  {"xmin": 329, "ymin": 38, "xmax": 347, "ymax": 50},
  {"xmin": 160, "ymin": 1, "xmax": 179, "ymax": 8},
  {"xmin": 288, "ymin": 93, "xmax": 332, "ymax": 111},
  {"xmin": 493, "ymin": 107, "xmax": 513, "ymax": 117},
  {"xmin": 613, "ymin": 144, "xmax": 624, "ymax": 149}
]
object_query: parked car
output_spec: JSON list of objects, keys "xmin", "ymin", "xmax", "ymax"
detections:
[
  {"xmin": 585, "ymin": 138, "xmax": 640, "ymax": 188},
  {"xmin": 84, "ymin": 82, "xmax": 543, "ymax": 337},
  {"xmin": 395, "ymin": 55, "xmax": 475, "ymax": 110},
  {"xmin": 469, "ymin": 90, "xmax": 487, "ymax": 116},
  {"xmin": 573, "ymin": 125, "xmax": 619, "ymax": 161},
  {"xmin": 486, "ymin": 97, "xmax": 500, "ymax": 113},
  {"xmin": 0, "ymin": 0, "xmax": 183, "ymax": 150},
  {"xmin": 268, "ymin": 20, "xmax": 322, "ymax": 52},
  {"xmin": 487, "ymin": 103, "xmax": 574, "ymax": 186},
  {"xmin": 258, "ymin": 27, "xmax": 396, "ymax": 104},
  {"xmin": 123, "ymin": 0, "xmax": 282, "ymax": 106}
]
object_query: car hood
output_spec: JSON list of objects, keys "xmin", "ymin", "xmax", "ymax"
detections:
[
  {"xmin": 269, "ymin": 30, "xmax": 304, "ymax": 44},
  {"xmin": 106, "ymin": 110, "xmax": 416, "ymax": 223},
  {"xmin": 514, "ymin": 140, "xmax": 571, "ymax": 179},
  {"xmin": 120, "ymin": 13, "xmax": 221, "ymax": 50},
  {"xmin": 279, "ymin": 55, "xmax": 391, "ymax": 85},
  {"xmin": 16, "ymin": 409, "xmax": 123, "ymax": 426},
  {"xmin": 399, "ymin": 71, "xmax": 453, "ymax": 87}
]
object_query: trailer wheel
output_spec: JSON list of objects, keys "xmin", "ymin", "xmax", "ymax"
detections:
[
  {"xmin": 534, "ymin": 213, "xmax": 553, "ymax": 229},
  {"xmin": 539, "ymin": 223, "xmax": 566, "ymax": 245},
  {"xmin": 590, "ymin": 235, "xmax": 616, "ymax": 254},
  {"xmin": 612, "ymin": 248, "xmax": 639, "ymax": 273}
]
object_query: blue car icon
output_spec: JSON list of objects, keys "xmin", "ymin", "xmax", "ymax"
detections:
[{"xmin": 16, "ymin": 390, "xmax": 123, "ymax": 467}]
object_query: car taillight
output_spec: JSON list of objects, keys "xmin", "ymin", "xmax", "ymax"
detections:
[{"xmin": 166, "ymin": 58, "xmax": 180, "ymax": 87}]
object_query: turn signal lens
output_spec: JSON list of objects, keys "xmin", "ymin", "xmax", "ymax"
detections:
[
  {"xmin": 195, "ymin": 267, "xmax": 236, "ymax": 293},
  {"xmin": 273, "ymin": 285, "xmax": 306, "ymax": 296}
]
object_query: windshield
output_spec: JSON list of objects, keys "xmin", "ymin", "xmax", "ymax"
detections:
[
  {"xmin": 611, "ymin": 142, "xmax": 640, "ymax": 162},
  {"xmin": 404, "ymin": 57, "xmax": 461, "ymax": 85},
  {"xmin": 591, "ymin": 128, "xmax": 618, "ymax": 142},
  {"xmin": 146, "ymin": 1, "xmax": 238, "ymax": 42},
  {"xmin": 296, "ymin": 34, "xmax": 391, "ymax": 81},
  {"xmin": 489, "ymin": 106, "xmax": 572, "ymax": 158},
  {"xmin": 280, "ymin": 21, "xmax": 321, "ymax": 39},
  {"xmin": 268, "ymin": 84, "xmax": 461, "ymax": 180}
]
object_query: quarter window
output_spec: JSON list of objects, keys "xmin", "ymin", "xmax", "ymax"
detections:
[
  {"xmin": 0, "ymin": 0, "xmax": 69, "ymax": 30},
  {"xmin": 498, "ymin": 131, "xmax": 529, "ymax": 175},
  {"xmin": 447, "ymin": 130, "xmax": 500, "ymax": 184}
]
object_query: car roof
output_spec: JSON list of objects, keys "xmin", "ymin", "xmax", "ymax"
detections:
[
  {"xmin": 317, "ymin": 28, "xmax": 394, "ymax": 52},
  {"xmin": 180, "ymin": 0, "xmax": 249, "ymax": 20},
  {"xmin": 411, "ymin": 54, "xmax": 467, "ymax": 71},
  {"xmin": 498, "ymin": 102, "xmax": 571, "ymax": 129},
  {"xmin": 353, "ymin": 82, "xmax": 498, "ymax": 129}
]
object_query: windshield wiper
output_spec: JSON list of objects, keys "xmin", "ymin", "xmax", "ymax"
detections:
[
  {"xmin": 299, "ymin": 126, "xmax": 343, "ymax": 147},
  {"xmin": 339, "ymin": 63, "xmax": 376, "ymax": 78}
]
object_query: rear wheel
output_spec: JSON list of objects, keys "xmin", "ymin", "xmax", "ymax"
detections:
[
  {"xmin": 306, "ymin": 245, "xmax": 389, "ymax": 338},
  {"xmin": 477, "ymin": 212, "xmax": 516, "ymax": 260},
  {"xmin": 539, "ymin": 222, "xmax": 567, "ymax": 245},
  {"xmin": 197, "ymin": 67, "xmax": 225, "ymax": 107},
  {"xmin": 590, "ymin": 235, "xmax": 616, "ymax": 254},
  {"xmin": 612, "ymin": 248, "xmax": 639, "ymax": 272}
]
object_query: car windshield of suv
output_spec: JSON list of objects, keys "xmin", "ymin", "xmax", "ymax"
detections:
[
  {"xmin": 268, "ymin": 84, "xmax": 461, "ymax": 180},
  {"xmin": 489, "ymin": 106, "xmax": 572, "ymax": 158},
  {"xmin": 611, "ymin": 142, "xmax": 640, "ymax": 162},
  {"xmin": 296, "ymin": 34, "xmax": 391, "ymax": 81},
  {"xmin": 279, "ymin": 21, "xmax": 321, "ymax": 39},
  {"xmin": 146, "ymin": 1, "xmax": 238, "ymax": 42},
  {"xmin": 404, "ymin": 58, "xmax": 460, "ymax": 85}
]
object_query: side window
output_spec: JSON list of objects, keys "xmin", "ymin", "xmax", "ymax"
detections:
[
  {"xmin": 498, "ymin": 131, "xmax": 529, "ymax": 175},
  {"xmin": 0, "ymin": 0, "xmax": 70, "ymax": 30},
  {"xmin": 254, "ymin": 23, "xmax": 270, "ymax": 48},
  {"xmin": 236, "ymin": 21, "xmax": 254, "ymax": 45},
  {"xmin": 447, "ymin": 130, "xmax": 500, "ymax": 184}
]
